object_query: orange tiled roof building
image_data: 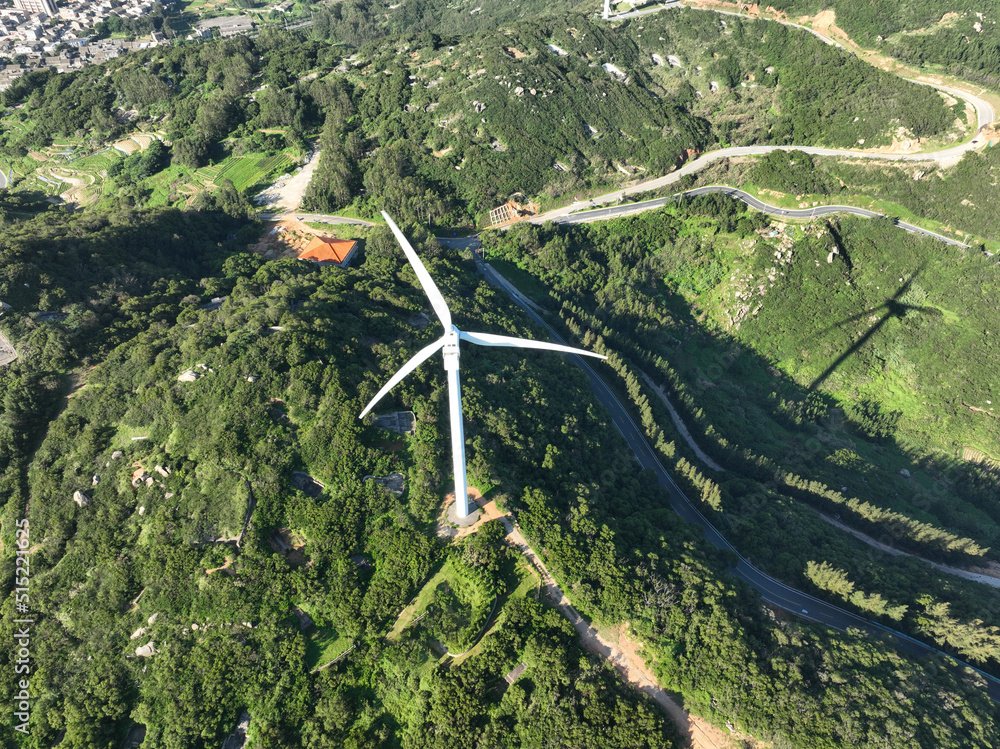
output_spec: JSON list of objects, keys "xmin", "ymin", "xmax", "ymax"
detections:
[{"xmin": 297, "ymin": 236, "xmax": 359, "ymax": 268}]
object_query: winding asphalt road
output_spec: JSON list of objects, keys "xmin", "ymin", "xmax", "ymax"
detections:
[
  {"xmin": 443, "ymin": 241, "xmax": 1000, "ymax": 702},
  {"xmin": 520, "ymin": 3, "xmax": 996, "ymax": 230},
  {"xmin": 552, "ymin": 185, "xmax": 971, "ymax": 247},
  {"xmin": 428, "ymin": 0, "xmax": 1000, "ymax": 711}
]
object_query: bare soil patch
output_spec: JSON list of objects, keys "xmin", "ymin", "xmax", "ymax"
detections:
[
  {"xmin": 803, "ymin": 9, "xmax": 841, "ymax": 39},
  {"xmin": 247, "ymin": 217, "xmax": 328, "ymax": 259},
  {"xmin": 206, "ymin": 557, "xmax": 235, "ymax": 575},
  {"xmin": 688, "ymin": 0, "xmax": 759, "ymax": 16},
  {"xmin": 271, "ymin": 146, "xmax": 320, "ymax": 212},
  {"xmin": 112, "ymin": 139, "xmax": 140, "ymax": 155},
  {"xmin": 968, "ymin": 562, "xmax": 1000, "ymax": 581},
  {"xmin": 436, "ymin": 488, "xmax": 489, "ymax": 539}
]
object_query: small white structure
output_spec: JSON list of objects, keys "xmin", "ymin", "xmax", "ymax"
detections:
[{"xmin": 602, "ymin": 62, "xmax": 626, "ymax": 81}]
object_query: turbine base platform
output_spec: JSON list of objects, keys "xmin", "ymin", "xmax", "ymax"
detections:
[{"xmin": 446, "ymin": 501, "xmax": 481, "ymax": 527}]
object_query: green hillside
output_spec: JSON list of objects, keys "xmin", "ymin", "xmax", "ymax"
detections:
[
  {"xmin": 0, "ymin": 197, "xmax": 996, "ymax": 744},
  {"xmin": 768, "ymin": 0, "xmax": 1000, "ymax": 89},
  {"xmin": 484, "ymin": 199, "xmax": 1000, "ymax": 665},
  {"xmin": 2, "ymin": 1, "xmax": 1000, "ymax": 746}
]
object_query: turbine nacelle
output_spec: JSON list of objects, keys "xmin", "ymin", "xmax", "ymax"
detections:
[
  {"xmin": 442, "ymin": 326, "xmax": 462, "ymax": 371},
  {"xmin": 360, "ymin": 212, "xmax": 607, "ymax": 518}
]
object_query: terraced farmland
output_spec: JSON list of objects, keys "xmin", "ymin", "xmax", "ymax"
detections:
[
  {"xmin": 213, "ymin": 152, "xmax": 293, "ymax": 191},
  {"xmin": 1, "ymin": 113, "xmax": 297, "ymax": 209}
]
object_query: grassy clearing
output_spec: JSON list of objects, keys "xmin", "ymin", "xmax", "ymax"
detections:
[
  {"xmin": 302, "ymin": 203, "xmax": 383, "ymax": 224},
  {"xmin": 386, "ymin": 558, "xmax": 451, "ymax": 641},
  {"xmin": 113, "ymin": 423, "xmax": 155, "ymax": 445},
  {"xmin": 144, "ymin": 163, "xmax": 197, "ymax": 207},
  {"xmin": 303, "ymin": 222, "xmax": 368, "ymax": 241},
  {"xmin": 385, "ymin": 556, "xmax": 491, "ymax": 655},
  {"xmin": 484, "ymin": 258, "xmax": 553, "ymax": 305},
  {"xmin": 448, "ymin": 555, "xmax": 537, "ymax": 666},
  {"xmin": 305, "ymin": 624, "xmax": 353, "ymax": 670}
]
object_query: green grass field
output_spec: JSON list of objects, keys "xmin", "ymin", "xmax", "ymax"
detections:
[
  {"xmin": 213, "ymin": 152, "xmax": 293, "ymax": 191},
  {"xmin": 386, "ymin": 557, "xmax": 491, "ymax": 649},
  {"xmin": 305, "ymin": 625, "xmax": 353, "ymax": 670}
]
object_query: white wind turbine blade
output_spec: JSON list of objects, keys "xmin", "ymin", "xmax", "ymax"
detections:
[
  {"xmin": 381, "ymin": 211, "xmax": 452, "ymax": 330},
  {"xmin": 359, "ymin": 337, "xmax": 446, "ymax": 419},
  {"xmin": 459, "ymin": 331, "xmax": 607, "ymax": 360}
]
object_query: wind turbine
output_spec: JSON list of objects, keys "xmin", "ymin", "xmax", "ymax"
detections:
[{"xmin": 359, "ymin": 212, "xmax": 607, "ymax": 519}]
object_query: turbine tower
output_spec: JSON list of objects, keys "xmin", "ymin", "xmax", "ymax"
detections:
[
  {"xmin": 360, "ymin": 212, "xmax": 607, "ymax": 519},
  {"xmin": 603, "ymin": 0, "xmax": 611, "ymax": 19}
]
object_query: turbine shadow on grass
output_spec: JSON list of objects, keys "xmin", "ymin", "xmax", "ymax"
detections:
[{"xmin": 809, "ymin": 268, "xmax": 937, "ymax": 390}]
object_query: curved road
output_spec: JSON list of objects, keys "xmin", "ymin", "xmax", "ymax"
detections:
[
  {"xmin": 442, "ymin": 0, "xmax": 1000, "ymax": 708},
  {"xmin": 523, "ymin": 3, "xmax": 995, "ymax": 228},
  {"xmin": 552, "ymin": 185, "xmax": 971, "ymax": 247},
  {"xmin": 460, "ymin": 247, "xmax": 1000, "ymax": 702}
]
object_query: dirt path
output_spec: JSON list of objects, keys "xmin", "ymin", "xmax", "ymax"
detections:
[
  {"xmin": 642, "ymin": 372, "xmax": 724, "ymax": 472},
  {"xmin": 500, "ymin": 516, "xmax": 744, "ymax": 749},
  {"xmin": 272, "ymin": 145, "xmax": 321, "ymax": 212},
  {"xmin": 818, "ymin": 514, "xmax": 1000, "ymax": 590},
  {"xmin": 205, "ymin": 556, "xmax": 234, "ymax": 575}
]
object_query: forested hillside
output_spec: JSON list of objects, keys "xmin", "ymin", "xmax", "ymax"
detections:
[
  {"xmin": 768, "ymin": 0, "xmax": 1000, "ymax": 89},
  {"xmin": 0, "ymin": 206, "xmax": 684, "ymax": 746},
  {"xmin": 623, "ymin": 11, "xmax": 960, "ymax": 148},
  {"xmin": 1, "ymin": 200, "xmax": 997, "ymax": 746},
  {"xmin": 1, "ymin": 2, "xmax": 999, "ymax": 747},
  {"xmin": 483, "ymin": 199, "xmax": 1000, "ymax": 669},
  {"xmin": 0, "ymin": 9, "xmax": 963, "ymax": 226}
]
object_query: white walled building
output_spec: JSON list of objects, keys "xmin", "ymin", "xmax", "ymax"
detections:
[{"xmin": 14, "ymin": 0, "xmax": 58, "ymax": 16}]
